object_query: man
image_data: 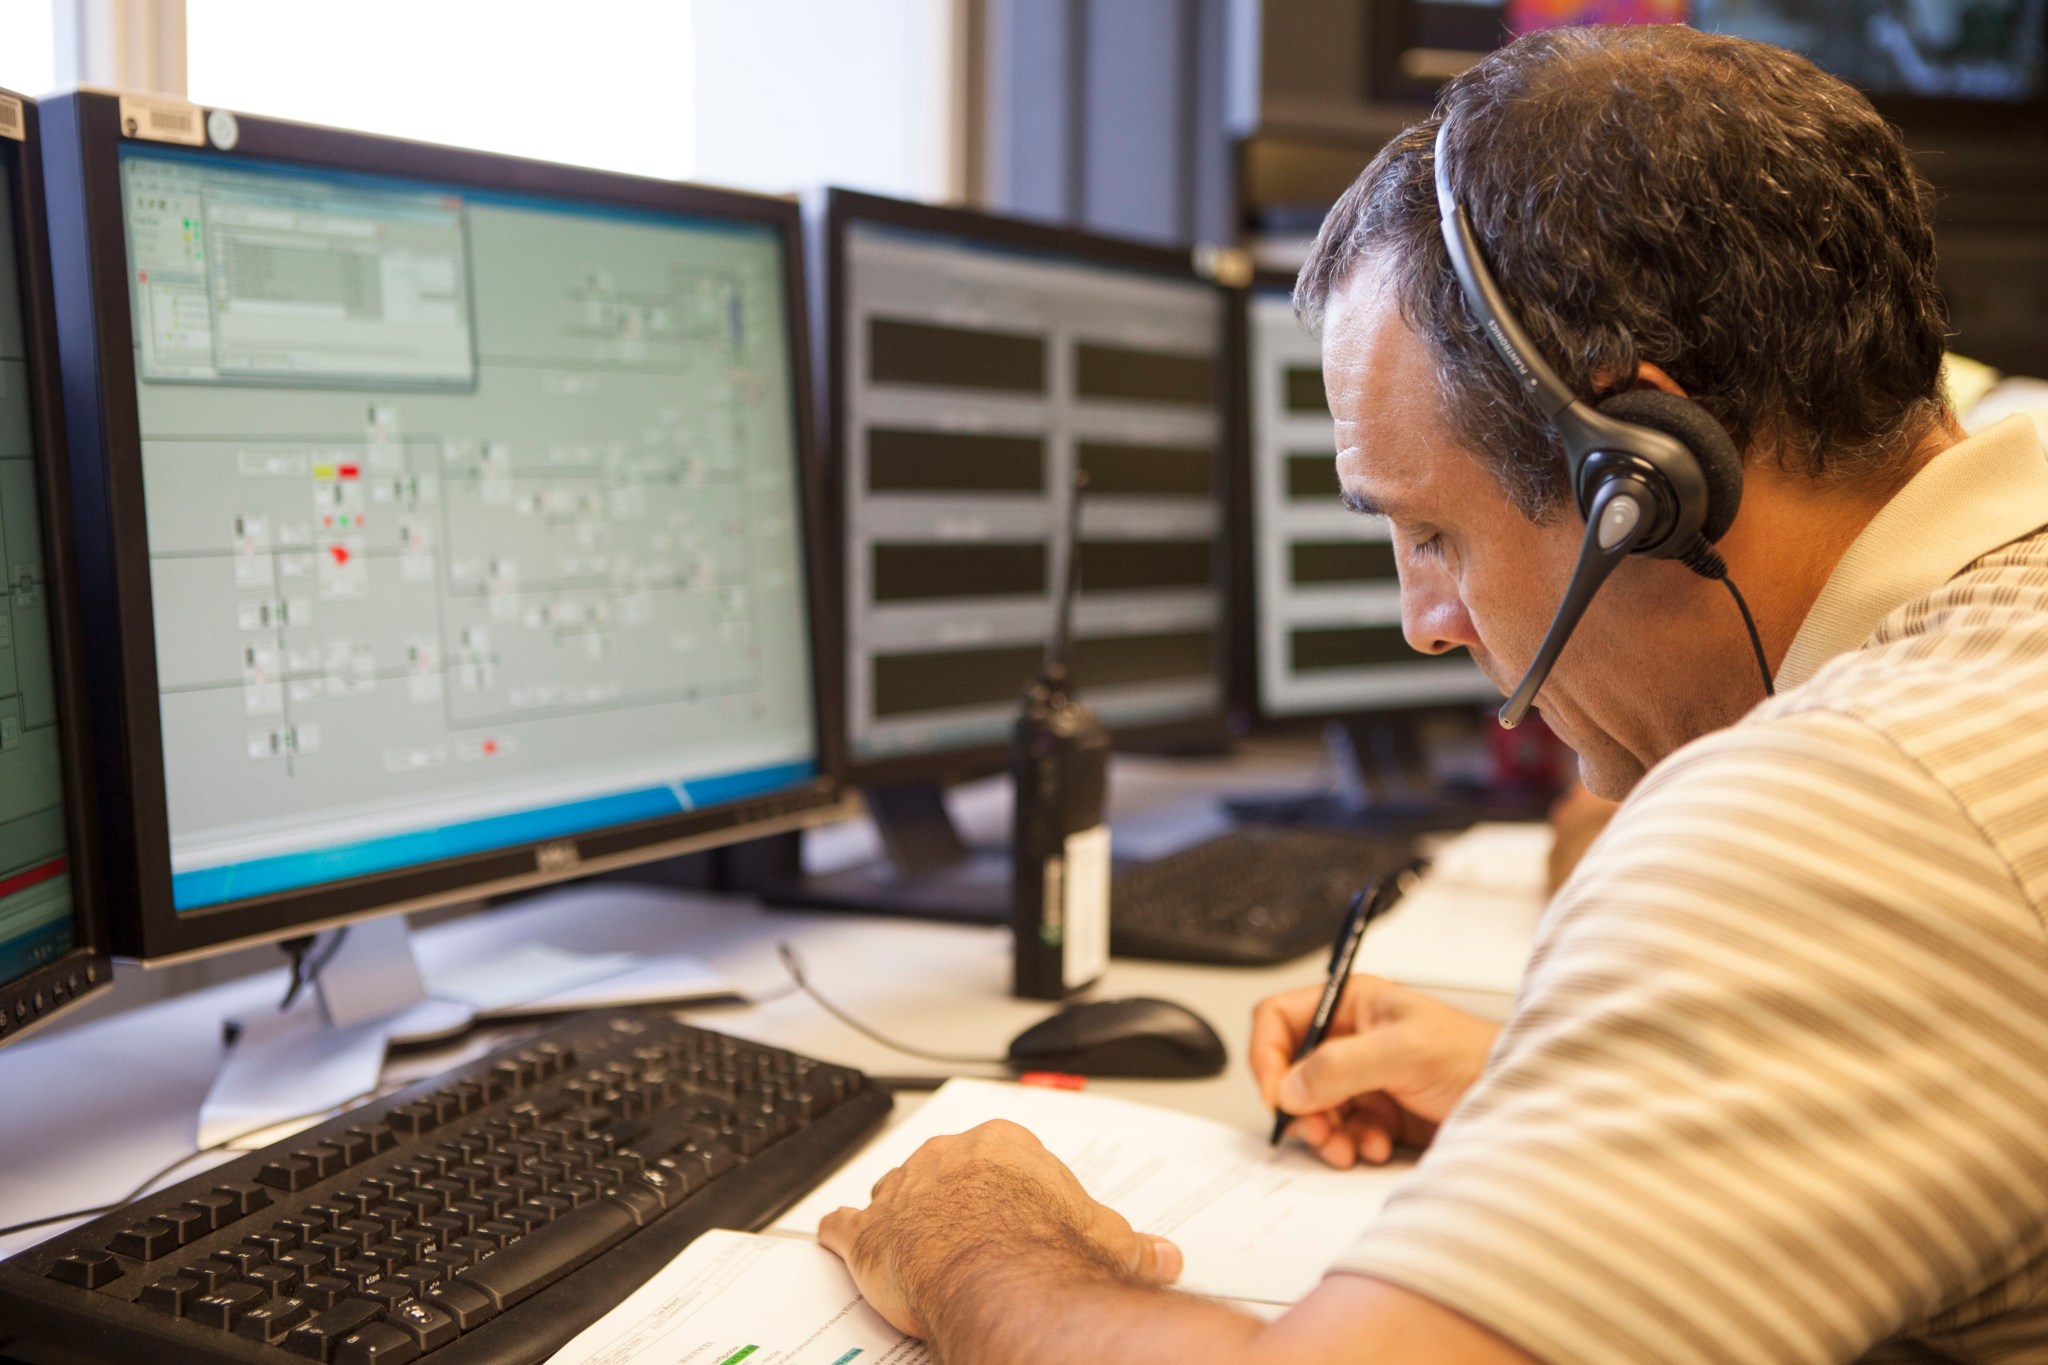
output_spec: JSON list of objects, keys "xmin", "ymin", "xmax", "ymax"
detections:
[{"xmin": 818, "ymin": 24, "xmax": 2048, "ymax": 1363}]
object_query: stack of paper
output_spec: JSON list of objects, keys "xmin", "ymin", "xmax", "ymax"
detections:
[{"xmin": 549, "ymin": 1078, "xmax": 1413, "ymax": 1361}]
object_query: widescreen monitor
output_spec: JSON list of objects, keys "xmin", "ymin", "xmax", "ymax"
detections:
[
  {"xmin": 819, "ymin": 189, "xmax": 1233, "ymax": 791},
  {"xmin": 42, "ymin": 93, "xmax": 842, "ymax": 963},
  {"xmin": 1243, "ymin": 274, "xmax": 1497, "ymax": 721},
  {"xmin": 0, "ymin": 88, "xmax": 112, "ymax": 1045}
]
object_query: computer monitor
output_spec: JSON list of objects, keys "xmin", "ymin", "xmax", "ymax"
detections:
[
  {"xmin": 826, "ymin": 190, "xmax": 1233, "ymax": 779},
  {"xmin": 0, "ymin": 88, "xmax": 113, "ymax": 1049},
  {"xmin": 40, "ymin": 93, "xmax": 843, "ymax": 991},
  {"xmin": 1232, "ymin": 272, "xmax": 1567, "ymax": 830},
  {"xmin": 1241, "ymin": 272, "xmax": 1497, "ymax": 721},
  {"xmin": 758, "ymin": 189, "xmax": 1232, "ymax": 918}
]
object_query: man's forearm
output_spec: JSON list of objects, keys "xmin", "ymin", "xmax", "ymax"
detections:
[{"xmin": 923, "ymin": 1241, "xmax": 1266, "ymax": 1365}]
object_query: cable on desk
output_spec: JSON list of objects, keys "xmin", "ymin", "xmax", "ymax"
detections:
[
  {"xmin": 775, "ymin": 942, "xmax": 1010, "ymax": 1067},
  {"xmin": 0, "ymin": 1085, "xmax": 395, "ymax": 1242}
]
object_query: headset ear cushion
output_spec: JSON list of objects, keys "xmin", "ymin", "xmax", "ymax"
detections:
[{"xmin": 1595, "ymin": 388, "xmax": 1744, "ymax": 544}]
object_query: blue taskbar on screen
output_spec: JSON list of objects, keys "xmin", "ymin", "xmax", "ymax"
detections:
[{"xmin": 170, "ymin": 759, "xmax": 817, "ymax": 911}]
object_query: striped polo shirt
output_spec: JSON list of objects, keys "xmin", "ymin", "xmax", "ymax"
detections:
[{"xmin": 1330, "ymin": 415, "xmax": 2048, "ymax": 1364}]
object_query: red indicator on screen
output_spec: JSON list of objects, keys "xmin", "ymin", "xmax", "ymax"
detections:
[
  {"xmin": 337, "ymin": 464, "xmax": 360, "ymax": 480},
  {"xmin": 329, "ymin": 544, "xmax": 351, "ymax": 567},
  {"xmin": 0, "ymin": 856, "xmax": 68, "ymax": 902}
]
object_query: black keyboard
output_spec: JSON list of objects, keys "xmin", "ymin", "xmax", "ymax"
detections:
[
  {"xmin": 1110, "ymin": 824, "xmax": 1417, "ymax": 966},
  {"xmin": 0, "ymin": 1010, "xmax": 889, "ymax": 1365}
]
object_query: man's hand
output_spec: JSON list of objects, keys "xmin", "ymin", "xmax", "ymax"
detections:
[
  {"xmin": 817, "ymin": 1119, "xmax": 1184, "ymax": 1339},
  {"xmin": 1251, "ymin": 974, "xmax": 1499, "ymax": 1168}
]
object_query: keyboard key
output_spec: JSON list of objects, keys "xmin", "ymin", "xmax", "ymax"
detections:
[
  {"xmin": 246, "ymin": 1224, "xmax": 302, "ymax": 1258},
  {"xmin": 188, "ymin": 1280, "xmax": 266, "ymax": 1329},
  {"xmin": 210, "ymin": 1244, "xmax": 269, "ymax": 1278},
  {"xmin": 234, "ymin": 1294, "xmax": 312, "ymax": 1344},
  {"xmin": 184, "ymin": 1191, "xmax": 239, "ymax": 1230},
  {"xmin": 301, "ymin": 1144, "xmax": 346, "ymax": 1179},
  {"xmin": 158, "ymin": 1204, "xmax": 212, "ymax": 1246},
  {"xmin": 333, "ymin": 1130, "xmax": 376, "ymax": 1167},
  {"xmin": 306, "ymin": 1232, "xmax": 358, "ymax": 1268},
  {"xmin": 182, "ymin": 1259, "xmax": 237, "ymax": 1293},
  {"xmin": 334, "ymin": 1320, "xmax": 422, "ymax": 1365},
  {"xmin": 139, "ymin": 1273, "xmax": 201, "ymax": 1315},
  {"xmin": 285, "ymin": 1297, "xmax": 381, "ymax": 1360},
  {"xmin": 215, "ymin": 1181, "xmax": 273, "ymax": 1217},
  {"xmin": 256, "ymin": 1162, "xmax": 315, "ymax": 1186},
  {"xmin": 108, "ymin": 1219, "xmax": 178, "ymax": 1260},
  {"xmin": 298, "ymin": 1274, "xmax": 354, "ymax": 1311},
  {"xmin": 454, "ymin": 1198, "xmax": 634, "ymax": 1310},
  {"xmin": 388, "ymin": 1296, "xmax": 459, "ymax": 1350},
  {"xmin": 280, "ymin": 1249, "xmax": 333, "ymax": 1279},
  {"xmin": 422, "ymin": 1279, "xmax": 496, "ymax": 1331},
  {"xmin": 386, "ymin": 1102, "xmax": 440, "ymax": 1137},
  {"xmin": 48, "ymin": 1250, "xmax": 123, "ymax": 1287},
  {"xmin": 246, "ymin": 1263, "xmax": 301, "ymax": 1299}
]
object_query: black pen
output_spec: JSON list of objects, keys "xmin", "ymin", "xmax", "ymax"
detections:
[{"xmin": 1269, "ymin": 865, "xmax": 1415, "ymax": 1148}]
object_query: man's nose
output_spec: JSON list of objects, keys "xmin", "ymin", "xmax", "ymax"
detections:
[{"xmin": 1401, "ymin": 573, "xmax": 1480, "ymax": 656}]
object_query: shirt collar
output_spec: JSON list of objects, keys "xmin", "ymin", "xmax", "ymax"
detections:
[{"xmin": 1778, "ymin": 415, "xmax": 2048, "ymax": 690}]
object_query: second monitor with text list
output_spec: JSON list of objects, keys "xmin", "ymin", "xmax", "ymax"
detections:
[{"xmin": 830, "ymin": 190, "xmax": 1232, "ymax": 784}]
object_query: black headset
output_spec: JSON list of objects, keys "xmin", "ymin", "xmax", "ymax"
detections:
[{"xmin": 1431, "ymin": 116, "xmax": 1767, "ymax": 728}]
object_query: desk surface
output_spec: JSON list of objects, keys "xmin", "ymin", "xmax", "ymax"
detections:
[{"xmin": 0, "ymin": 744, "xmax": 1533, "ymax": 1261}]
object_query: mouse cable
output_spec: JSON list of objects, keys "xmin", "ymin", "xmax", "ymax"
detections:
[{"xmin": 774, "ymin": 941, "xmax": 1011, "ymax": 1067}]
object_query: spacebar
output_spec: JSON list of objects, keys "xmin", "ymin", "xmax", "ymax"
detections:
[{"xmin": 455, "ymin": 1200, "xmax": 638, "ymax": 1310}]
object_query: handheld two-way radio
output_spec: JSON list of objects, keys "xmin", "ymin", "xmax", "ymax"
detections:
[{"xmin": 1011, "ymin": 472, "xmax": 1112, "ymax": 1001}]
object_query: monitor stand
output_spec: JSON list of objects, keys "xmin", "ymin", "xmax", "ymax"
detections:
[
  {"xmin": 741, "ymin": 780, "xmax": 1010, "ymax": 927},
  {"xmin": 1222, "ymin": 719, "xmax": 1557, "ymax": 836},
  {"xmin": 196, "ymin": 902, "xmax": 740, "ymax": 1148}
]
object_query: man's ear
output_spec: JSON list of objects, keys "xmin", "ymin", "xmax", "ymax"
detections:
[{"xmin": 1631, "ymin": 362, "xmax": 1689, "ymax": 398}]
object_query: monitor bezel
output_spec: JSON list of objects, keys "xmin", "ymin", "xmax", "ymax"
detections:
[
  {"xmin": 815, "ymin": 187, "xmax": 1238, "ymax": 791},
  {"xmin": 44, "ymin": 92, "xmax": 847, "ymax": 962},
  {"xmin": 0, "ymin": 90, "xmax": 114, "ymax": 1041}
]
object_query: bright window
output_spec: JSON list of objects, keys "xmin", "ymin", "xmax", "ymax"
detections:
[
  {"xmin": 0, "ymin": 0, "xmax": 58, "ymax": 97},
  {"xmin": 185, "ymin": 0, "xmax": 955, "ymax": 201}
]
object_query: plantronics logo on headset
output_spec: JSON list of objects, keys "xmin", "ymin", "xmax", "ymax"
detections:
[{"xmin": 534, "ymin": 841, "xmax": 581, "ymax": 873}]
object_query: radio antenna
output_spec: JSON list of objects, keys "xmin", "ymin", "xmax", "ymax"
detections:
[{"xmin": 1046, "ymin": 469, "xmax": 1087, "ymax": 685}]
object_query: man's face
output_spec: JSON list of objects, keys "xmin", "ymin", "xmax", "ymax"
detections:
[{"xmin": 1322, "ymin": 267, "xmax": 1750, "ymax": 797}]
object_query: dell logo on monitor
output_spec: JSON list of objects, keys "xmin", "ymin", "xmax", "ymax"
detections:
[{"xmin": 535, "ymin": 842, "xmax": 581, "ymax": 873}]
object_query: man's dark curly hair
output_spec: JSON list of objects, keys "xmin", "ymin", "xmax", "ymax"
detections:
[{"xmin": 1295, "ymin": 24, "xmax": 1952, "ymax": 520}]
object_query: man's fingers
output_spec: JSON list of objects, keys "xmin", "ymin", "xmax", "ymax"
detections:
[
  {"xmin": 818, "ymin": 1206, "xmax": 861, "ymax": 1260},
  {"xmin": 1277, "ymin": 1029, "xmax": 1410, "ymax": 1115},
  {"xmin": 1135, "ymin": 1235, "xmax": 1183, "ymax": 1284},
  {"xmin": 1248, "ymin": 983, "xmax": 1337, "ymax": 1105}
]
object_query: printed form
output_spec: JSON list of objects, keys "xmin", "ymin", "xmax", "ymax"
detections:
[
  {"xmin": 548, "ymin": 1230, "xmax": 929, "ymax": 1365},
  {"xmin": 773, "ymin": 1079, "xmax": 1412, "ymax": 1306}
]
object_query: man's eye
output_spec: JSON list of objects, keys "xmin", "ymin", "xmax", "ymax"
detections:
[{"xmin": 1410, "ymin": 534, "xmax": 1445, "ymax": 561}]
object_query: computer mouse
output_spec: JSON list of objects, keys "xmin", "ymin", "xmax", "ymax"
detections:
[{"xmin": 1006, "ymin": 997, "xmax": 1227, "ymax": 1079}]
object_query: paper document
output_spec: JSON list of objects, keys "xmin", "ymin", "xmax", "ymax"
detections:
[
  {"xmin": 547, "ymin": 1230, "xmax": 928, "ymax": 1365},
  {"xmin": 425, "ymin": 944, "xmax": 737, "ymax": 1017},
  {"xmin": 1364, "ymin": 822, "xmax": 1551, "ymax": 996},
  {"xmin": 774, "ymin": 1079, "xmax": 1410, "ymax": 1306}
]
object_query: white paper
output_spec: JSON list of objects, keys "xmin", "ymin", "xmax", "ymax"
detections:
[
  {"xmin": 1363, "ymin": 822, "xmax": 1550, "ymax": 996},
  {"xmin": 547, "ymin": 1230, "xmax": 930, "ymax": 1365},
  {"xmin": 498, "ymin": 951, "xmax": 739, "ymax": 1016},
  {"xmin": 773, "ymin": 1079, "xmax": 1410, "ymax": 1306},
  {"xmin": 198, "ymin": 1006, "xmax": 389, "ymax": 1149},
  {"xmin": 426, "ymin": 942, "xmax": 641, "ymax": 1012}
]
